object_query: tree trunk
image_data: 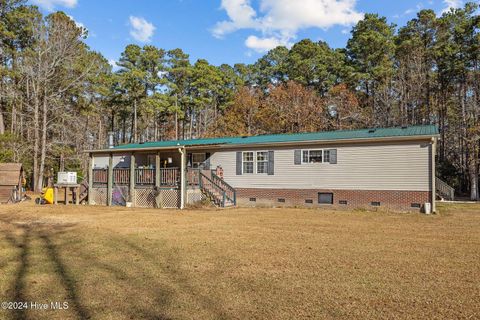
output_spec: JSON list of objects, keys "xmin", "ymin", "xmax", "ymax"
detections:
[
  {"xmin": 469, "ymin": 163, "xmax": 479, "ymax": 201},
  {"xmin": 33, "ymin": 87, "xmax": 40, "ymax": 192},
  {"xmin": 133, "ymin": 99, "xmax": 138, "ymax": 143},
  {"xmin": 97, "ymin": 118, "xmax": 103, "ymax": 149},
  {"xmin": 0, "ymin": 109, "xmax": 5, "ymax": 135},
  {"xmin": 37, "ymin": 94, "xmax": 48, "ymax": 192}
]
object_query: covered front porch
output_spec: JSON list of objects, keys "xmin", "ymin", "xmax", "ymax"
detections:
[
  {"xmin": 87, "ymin": 148, "xmax": 190, "ymax": 208},
  {"xmin": 86, "ymin": 147, "xmax": 235, "ymax": 209}
]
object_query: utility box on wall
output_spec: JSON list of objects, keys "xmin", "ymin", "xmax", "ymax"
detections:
[{"xmin": 57, "ymin": 172, "xmax": 77, "ymax": 184}]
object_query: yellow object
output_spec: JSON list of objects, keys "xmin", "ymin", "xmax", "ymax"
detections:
[{"xmin": 41, "ymin": 187, "xmax": 54, "ymax": 204}]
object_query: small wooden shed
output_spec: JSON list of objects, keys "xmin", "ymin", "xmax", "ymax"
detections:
[{"xmin": 0, "ymin": 163, "xmax": 24, "ymax": 203}]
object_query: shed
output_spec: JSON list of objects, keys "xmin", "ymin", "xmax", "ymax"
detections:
[{"xmin": 0, "ymin": 163, "xmax": 24, "ymax": 203}]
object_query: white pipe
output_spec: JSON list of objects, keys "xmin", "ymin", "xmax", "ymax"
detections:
[{"xmin": 178, "ymin": 147, "xmax": 186, "ymax": 209}]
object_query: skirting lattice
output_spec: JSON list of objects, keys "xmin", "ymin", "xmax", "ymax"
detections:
[
  {"xmin": 91, "ymin": 187, "xmax": 107, "ymax": 205},
  {"xmin": 134, "ymin": 188, "xmax": 180, "ymax": 209},
  {"xmin": 187, "ymin": 188, "xmax": 205, "ymax": 204}
]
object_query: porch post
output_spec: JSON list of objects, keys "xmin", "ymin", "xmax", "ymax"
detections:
[
  {"xmin": 179, "ymin": 147, "xmax": 186, "ymax": 209},
  {"xmin": 107, "ymin": 153, "xmax": 113, "ymax": 206},
  {"xmin": 88, "ymin": 153, "xmax": 93, "ymax": 205},
  {"xmin": 129, "ymin": 152, "xmax": 135, "ymax": 207},
  {"xmin": 155, "ymin": 152, "xmax": 161, "ymax": 188}
]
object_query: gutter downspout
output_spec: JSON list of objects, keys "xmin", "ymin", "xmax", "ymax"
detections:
[
  {"xmin": 178, "ymin": 147, "xmax": 186, "ymax": 209},
  {"xmin": 431, "ymin": 137, "xmax": 437, "ymax": 213}
]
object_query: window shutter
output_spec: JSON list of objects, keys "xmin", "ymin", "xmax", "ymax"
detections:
[
  {"xmin": 268, "ymin": 151, "xmax": 274, "ymax": 175},
  {"xmin": 236, "ymin": 152, "xmax": 242, "ymax": 175},
  {"xmin": 204, "ymin": 152, "xmax": 211, "ymax": 170},
  {"xmin": 294, "ymin": 150, "xmax": 301, "ymax": 165},
  {"xmin": 329, "ymin": 149, "xmax": 337, "ymax": 164}
]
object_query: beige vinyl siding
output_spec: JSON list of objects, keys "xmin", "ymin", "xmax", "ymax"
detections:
[{"xmin": 209, "ymin": 141, "xmax": 432, "ymax": 191}]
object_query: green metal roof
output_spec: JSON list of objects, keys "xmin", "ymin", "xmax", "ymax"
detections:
[{"xmin": 112, "ymin": 125, "xmax": 438, "ymax": 150}]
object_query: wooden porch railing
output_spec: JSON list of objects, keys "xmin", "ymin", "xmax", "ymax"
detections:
[
  {"xmin": 92, "ymin": 169, "xmax": 107, "ymax": 185},
  {"xmin": 92, "ymin": 168, "xmax": 179, "ymax": 187},
  {"xmin": 135, "ymin": 168, "xmax": 155, "ymax": 185},
  {"xmin": 159, "ymin": 168, "xmax": 179, "ymax": 186},
  {"xmin": 114, "ymin": 168, "xmax": 130, "ymax": 185}
]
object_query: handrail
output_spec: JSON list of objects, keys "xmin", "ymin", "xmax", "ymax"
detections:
[
  {"xmin": 199, "ymin": 171, "xmax": 236, "ymax": 207},
  {"xmin": 199, "ymin": 171, "xmax": 225, "ymax": 206},
  {"xmin": 211, "ymin": 172, "xmax": 236, "ymax": 206},
  {"xmin": 436, "ymin": 177, "xmax": 454, "ymax": 201}
]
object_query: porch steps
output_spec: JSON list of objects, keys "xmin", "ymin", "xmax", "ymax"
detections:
[
  {"xmin": 78, "ymin": 180, "xmax": 89, "ymax": 203},
  {"xmin": 199, "ymin": 171, "xmax": 236, "ymax": 208},
  {"xmin": 436, "ymin": 177, "xmax": 454, "ymax": 201}
]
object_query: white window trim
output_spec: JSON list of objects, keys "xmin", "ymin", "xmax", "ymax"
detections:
[
  {"xmin": 242, "ymin": 151, "xmax": 255, "ymax": 174},
  {"xmin": 256, "ymin": 151, "xmax": 269, "ymax": 174},
  {"xmin": 242, "ymin": 151, "xmax": 269, "ymax": 174},
  {"xmin": 301, "ymin": 149, "xmax": 330, "ymax": 164}
]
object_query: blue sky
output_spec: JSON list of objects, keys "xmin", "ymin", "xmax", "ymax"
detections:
[{"xmin": 30, "ymin": 0, "xmax": 465, "ymax": 67}]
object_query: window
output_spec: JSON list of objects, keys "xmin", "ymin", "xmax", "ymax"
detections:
[
  {"xmin": 249, "ymin": 197, "xmax": 256, "ymax": 202},
  {"xmin": 242, "ymin": 152, "xmax": 254, "ymax": 174},
  {"xmin": 318, "ymin": 192, "xmax": 333, "ymax": 204},
  {"xmin": 192, "ymin": 153, "xmax": 206, "ymax": 168},
  {"xmin": 324, "ymin": 150, "xmax": 330, "ymax": 163},
  {"xmin": 411, "ymin": 203, "xmax": 421, "ymax": 208},
  {"xmin": 305, "ymin": 199, "xmax": 313, "ymax": 204},
  {"xmin": 302, "ymin": 150, "xmax": 324, "ymax": 163},
  {"xmin": 339, "ymin": 200, "xmax": 348, "ymax": 205},
  {"xmin": 241, "ymin": 151, "xmax": 269, "ymax": 174},
  {"xmin": 257, "ymin": 151, "xmax": 268, "ymax": 174},
  {"xmin": 371, "ymin": 202, "xmax": 381, "ymax": 207},
  {"xmin": 278, "ymin": 198, "xmax": 285, "ymax": 203}
]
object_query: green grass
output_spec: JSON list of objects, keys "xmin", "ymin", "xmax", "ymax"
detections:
[{"xmin": 0, "ymin": 202, "xmax": 479, "ymax": 319}]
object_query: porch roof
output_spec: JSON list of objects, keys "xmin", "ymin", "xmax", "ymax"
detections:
[{"xmin": 87, "ymin": 125, "xmax": 439, "ymax": 153}]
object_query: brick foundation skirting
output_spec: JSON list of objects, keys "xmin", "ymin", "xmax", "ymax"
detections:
[{"xmin": 235, "ymin": 188, "xmax": 432, "ymax": 212}]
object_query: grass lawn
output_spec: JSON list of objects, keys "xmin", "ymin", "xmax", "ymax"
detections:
[{"xmin": 0, "ymin": 202, "xmax": 479, "ymax": 320}]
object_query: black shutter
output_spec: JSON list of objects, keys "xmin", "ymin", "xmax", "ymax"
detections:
[
  {"xmin": 204, "ymin": 152, "xmax": 211, "ymax": 170},
  {"xmin": 268, "ymin": 151, "xmax": 274, "ymax": 175},
  {"xmin": 236, "ymin": 152, "xmax": 242, "ymax": 175},
  {"xmin": 329, "ymin": 149, "xmax": 337, "ymax": 164},
  {"xmin": 294, "ymin": 150, "xmax": 301, "ymax": 165}
]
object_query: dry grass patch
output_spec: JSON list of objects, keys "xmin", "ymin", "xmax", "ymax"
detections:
[{"xmin": 0, "ymin": 202, "xmax": 479, "ymax": 319}]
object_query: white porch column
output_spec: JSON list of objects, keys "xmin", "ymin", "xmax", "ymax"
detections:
[
  {"xmin": 129, "ymin": 152, "xmax": 135, "ymax": 207},
  {"xmin": 107, "ymin": 153, "xmax": 113, "ymax": 206},
  {"xmin": 88, "ymin": 153, "xmax": 94, "ymax": 205},
  {"xmin": 179, "ymin": 147, "xmax": 186, "ymax": 209},
  {"xmin": 431, "ymin": 137, "xmax": 436, "ymax": 213}
]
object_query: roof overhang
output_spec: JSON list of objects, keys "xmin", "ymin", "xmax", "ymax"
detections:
[{"xmin": 85, "ymin": 134, "xmax": 439, "ymax": 154}]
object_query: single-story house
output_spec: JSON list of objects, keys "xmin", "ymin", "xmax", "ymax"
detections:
[{"xmin": 85, "ymin": 125, "xmax": 439, "ymax": 212}]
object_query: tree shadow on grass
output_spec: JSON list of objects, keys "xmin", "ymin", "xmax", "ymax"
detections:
[
  {"xmin": 0, "ymin": 217, "xmax": 92, "ymax": 320},
  {"xmin": 0, "ymin": 215, "xmax": 174, "ymax": 320},
  {"xmin": 1, "ymin": 222, "xmax": 31, "ymax": 320},
  {"xmin": 117, "ymin": 236, "xmax": 232, "ymax": 319}
]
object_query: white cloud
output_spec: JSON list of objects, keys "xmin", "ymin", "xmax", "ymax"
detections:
[
  {"xmin": 212, "ymin": 0, "xmax": 363, "ymax": 52},
  {"xmin": 245, "ymin": 35, "xmax": 292, "ymax": 52},
  {"xmin": 108, "ymin": 59, "xmax": 120, "ymax": 71},
  {"xmin": 128, "ymin": 16, "xmax": 155, "ymax": 43},
  {"xmin": 67, "ymin": 14, "xmax": 85, "ymax": 29},
  {"xmin": 31, "ymin": 0, "xmax": 77, "ymax": 11},
  {"xmin": 442, "ymin": 0, "xmax": 463, "ymax": 13}
]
